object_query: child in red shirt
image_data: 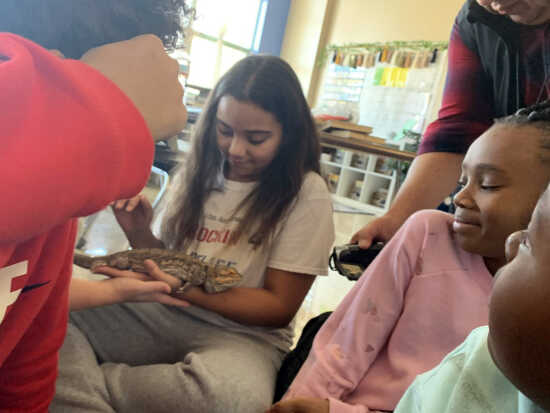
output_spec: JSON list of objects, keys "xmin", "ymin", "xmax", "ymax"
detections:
[{"xmin": 0, "ymin": 1, "xmax": 188, "ymax": 409}]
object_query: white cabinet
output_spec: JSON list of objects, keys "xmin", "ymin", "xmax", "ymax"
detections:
[{"xmin": 321, "ymin": 149, "xmax": 397, "ymax": 215}]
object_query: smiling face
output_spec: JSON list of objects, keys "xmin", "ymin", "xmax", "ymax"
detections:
[
  {"xmin": 488, "ymin": 185, "xmax": 550, "ymax": 409},
  {"xmin": 452, "ymin": 124, "xmax": 550, "ymax": 273},
  {"xmin": 477, "ymin": 0, "xmax": 550, "ymax": 25},
  {"xmin": 215, "ymin": 96, "xmax": 283, "ymax": 182}
]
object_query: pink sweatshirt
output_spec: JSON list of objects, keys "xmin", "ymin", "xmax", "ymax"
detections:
[{"xmin": 284, "ymin": 210, "xmax": 493, "ymax": 413}]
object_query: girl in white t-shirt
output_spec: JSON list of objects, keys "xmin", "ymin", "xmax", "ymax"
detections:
[{"xmin": 53, "ymin": 55, "xmax": 335, "ymax": 413}]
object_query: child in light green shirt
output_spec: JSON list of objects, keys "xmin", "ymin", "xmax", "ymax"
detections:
[{"xmin": 395, "ymin": 326, "xmax": 546, "ymax": 413}]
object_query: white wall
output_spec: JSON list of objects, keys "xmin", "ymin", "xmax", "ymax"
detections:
[{"xmin": 280, "ymin": 0, "xmax": 331, "ymax": 102}]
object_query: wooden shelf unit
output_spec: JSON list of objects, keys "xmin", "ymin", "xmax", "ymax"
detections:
[{"xmin": 320, "ymin": 132, "xmax": 415, "ymax": 215}]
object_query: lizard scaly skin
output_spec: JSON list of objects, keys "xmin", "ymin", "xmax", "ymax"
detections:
[{"xmin": 74, "ymin": 248, "xmax": 242, "ymax": 293}]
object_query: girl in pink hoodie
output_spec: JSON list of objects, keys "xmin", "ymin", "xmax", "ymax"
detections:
[{"xmin": 269, "ymin": 101, "xmax": 550, "ymax": 413}]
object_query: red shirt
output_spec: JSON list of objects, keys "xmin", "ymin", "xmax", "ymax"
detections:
[
  {"xmin": 420, "ymin": 22, "xmax": 550, "ymax": 154},
  {"xmin": 0, "ymin": 34, "xmax": 154, "ymax": 411}
]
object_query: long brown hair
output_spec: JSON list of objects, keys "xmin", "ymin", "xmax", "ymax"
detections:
[{"xmin": 161, "ymin": 55, "xmax": 321, "ymax": 250}]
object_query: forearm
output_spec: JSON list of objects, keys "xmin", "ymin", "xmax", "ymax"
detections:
[
  {"xmin": 387, "ymin": 152, "xmax": 463, "ymax": 221},
  {"xmin": 183, "ymin": 286, "xmax": 298, "ymax": 328},
  {"xmin": 69, "ymin": 278, "xmax": 118, "ymax": 310}
]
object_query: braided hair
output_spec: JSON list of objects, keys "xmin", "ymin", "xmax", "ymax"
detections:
[
  {"xmin": 495, "ymin": 100, "xmax": 550, "ymax": 164},
  {"xmin": 510, "ymin": 100, "xmax": 550, "ymax": 121}
]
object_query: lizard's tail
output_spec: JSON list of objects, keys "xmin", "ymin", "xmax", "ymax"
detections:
[{"xmin": 73, "ymin": 252, "xmax": 94, "ymax": 269}]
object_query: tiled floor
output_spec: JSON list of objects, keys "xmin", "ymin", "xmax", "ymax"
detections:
[
  {"xmin": 74, "ymin": 184, "xmax": 376, "ymax": 346},
  {"xmin": 292, "ymin": 210, "xmax": 375, "ymax": 344}
]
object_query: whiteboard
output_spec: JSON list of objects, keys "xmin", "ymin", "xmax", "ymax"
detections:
[{"xmin": 317, "ymin": 50, "xmax": 448, "ymax": 143}]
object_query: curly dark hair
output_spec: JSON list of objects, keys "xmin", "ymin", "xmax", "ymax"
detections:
[{"xmin": 0, "ymin": 0, "xmax": 191, "ymax": 58}]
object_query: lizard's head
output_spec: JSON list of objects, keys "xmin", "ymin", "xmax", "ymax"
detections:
[{"xmin": 203, "ymin": 266, "xmax": 243, "ymax": 293}]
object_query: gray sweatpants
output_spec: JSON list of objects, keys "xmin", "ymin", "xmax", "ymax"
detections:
[{"xmin": 51, "ymin": 302, "xmax": 286, "ymax": 413}]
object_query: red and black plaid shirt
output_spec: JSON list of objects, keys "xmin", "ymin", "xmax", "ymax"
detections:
[{"xmin": 419, "ymin": 22, "xmax": 550, "ymax": 155}]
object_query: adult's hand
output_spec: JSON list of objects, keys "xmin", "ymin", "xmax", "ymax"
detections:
[
  {"xmin": 351, "ymin": 152, "xmax": 464, "ymax": 248},
  {"xmin": 350, "ymin": 213, "xmax": 403, "ymax": 249},
  {"xmin": 81, "ymin": 34, "xmax": 187, "ymax": 140}
]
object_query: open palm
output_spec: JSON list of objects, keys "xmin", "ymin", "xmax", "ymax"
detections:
[{"xmin": 94, "ymin": 262, "xmax": 190, "ymax": 307}]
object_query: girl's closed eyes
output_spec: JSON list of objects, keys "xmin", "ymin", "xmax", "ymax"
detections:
[{"xmin": 216, "ymin": 118, "xmax": 274, "ymax": 145}]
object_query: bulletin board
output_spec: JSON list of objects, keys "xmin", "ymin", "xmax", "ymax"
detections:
[{"xmin": 316, "ymin": 42, "xmax": 448, "ymax": 145}]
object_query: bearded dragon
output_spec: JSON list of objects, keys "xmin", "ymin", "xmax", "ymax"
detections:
[{"xmin": 73, "ymin": 248, "xmax": 242, "ymax": 293}]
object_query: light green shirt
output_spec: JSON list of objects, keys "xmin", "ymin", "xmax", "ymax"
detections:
[{"xmin": 395, "ymin": 326, "xmax": 546, "ymax": 413}]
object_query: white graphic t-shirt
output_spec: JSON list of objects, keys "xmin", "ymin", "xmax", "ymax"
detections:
[{"xmin": 158, "ymin": 172, "xmax": 335, "ymax": 350}]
